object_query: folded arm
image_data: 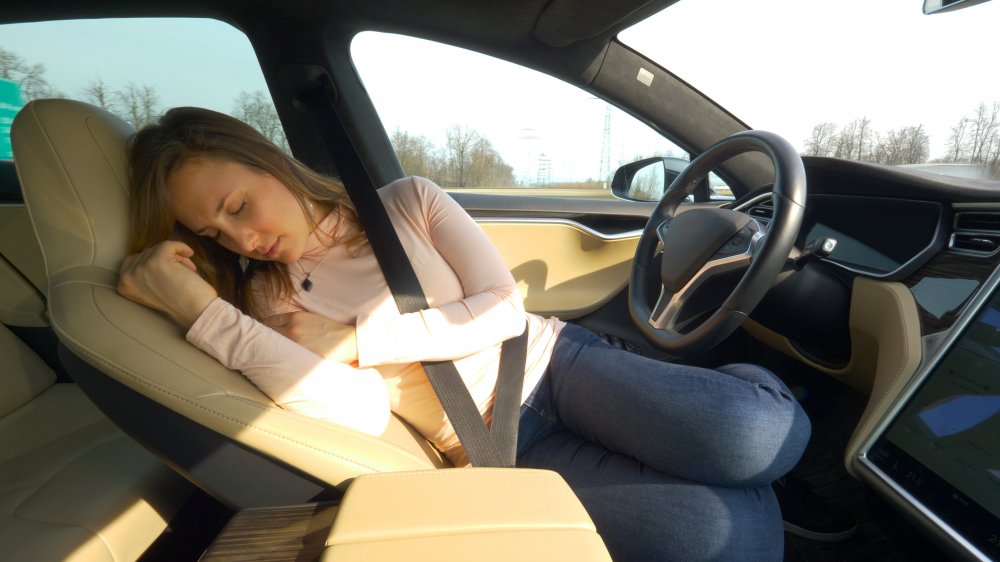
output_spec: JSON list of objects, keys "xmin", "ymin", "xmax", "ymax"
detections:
[
  {"xmin": 118, "ymin": 240, "xmax": 390, "ymax": 435},
  {"xmin": 188, "ymin": 299, "xmax": 391, "ymax": 435},
  {"xmin": 356, "ymin": 177, "xmax": 526, "ymax": 367}
]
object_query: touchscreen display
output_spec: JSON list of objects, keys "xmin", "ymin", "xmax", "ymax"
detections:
[{"xmin": 869, "ymin": 287, "xmax": 1000, "ymax": 557}]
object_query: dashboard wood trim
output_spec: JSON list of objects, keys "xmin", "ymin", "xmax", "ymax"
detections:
[{"xmin": 903, "ymin": 251, "xmax": 1000, "ymax": 335}]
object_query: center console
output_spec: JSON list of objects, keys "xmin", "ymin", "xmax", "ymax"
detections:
[
  {"xmin": 201, "ymin": 468, "xmax": 612, "ymax": 562},
  {"xmin": 856, "ymin": 264, "xmax": 1000, "ymax": 561}
]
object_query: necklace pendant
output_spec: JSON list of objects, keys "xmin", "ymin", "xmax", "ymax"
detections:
[{"xmin": 302, "ymin": 276, "xmax": 313, "ymax": 292}]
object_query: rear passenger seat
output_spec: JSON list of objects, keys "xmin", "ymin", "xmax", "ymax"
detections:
[{"xmin": 0, "ymin": 163, "xmax": 193, "ymax": 561}]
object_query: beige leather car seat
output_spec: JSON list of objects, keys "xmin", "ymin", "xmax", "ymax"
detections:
[
  {"xmin": 0, "ymin": 170, "xmax": 191, "ymax": 560},
  {"xmin": 13, "ymin": 99, "xmax": 450, "ymax": 509},
  {"xmin": 0, "ymin": 324, "xmax": 191, "ymax": 561}
]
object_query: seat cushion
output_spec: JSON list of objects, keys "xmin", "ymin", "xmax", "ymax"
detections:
[{"xmin": 0, "ymin": 382, "xmax": 192, "ymax": 561}]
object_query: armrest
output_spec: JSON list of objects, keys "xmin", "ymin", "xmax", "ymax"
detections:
[{"xmin": 323, "ymin": 468, "xmax": 612, "ymax": 562}]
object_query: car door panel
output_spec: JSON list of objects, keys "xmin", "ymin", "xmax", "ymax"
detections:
[
  {"xmin": 478, "ymin": 219, "xmax": 640, "ymax": 318},
  {"xmin": 450, "ymin": 193, "xmax": 647, "ymax": 318},
  {"xmin": 453, "ymin": 193, "xmax": 720, "ymax": 320}
]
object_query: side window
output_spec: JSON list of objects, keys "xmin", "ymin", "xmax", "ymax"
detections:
[
  {"xmin": 0, "ymin": 18, "xmax": 286, "ymax": 161},
  {"xmin": 351, "ymin": 32, "xmax": 690, "ymax": 198}
]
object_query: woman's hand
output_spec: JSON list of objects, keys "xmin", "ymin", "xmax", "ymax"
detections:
[
  {"xmin": 117, "ymin": 241, "xmax": 218, "ymax": 328},
  {"xmin": 263, "ymin": 311, "xmax": 359, "ymax": 365}
]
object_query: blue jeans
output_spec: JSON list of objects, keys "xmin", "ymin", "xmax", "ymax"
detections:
[{"xmin": 516, "ymin": 323, "xmax": 811, "ymax": 561}]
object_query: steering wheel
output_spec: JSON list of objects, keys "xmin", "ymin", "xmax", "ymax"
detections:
[{"xmin": 628, "ymin": 130, "xmax": 806, "ymax": 358}]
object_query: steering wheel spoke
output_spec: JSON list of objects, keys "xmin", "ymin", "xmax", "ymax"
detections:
[
  {"xmin": 655, "ymin": 217, "xmax": 673, "ymax": 246},
  {"xmin": 648, "ymin": 286, "xmax": 676, "ymax": 331},
  {"xmin": 649, "ymin": 251, "xmax": 754, "ymax": 331}
]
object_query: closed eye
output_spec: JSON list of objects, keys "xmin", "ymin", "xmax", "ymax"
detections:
[
  {"xmin": 211, "ymin": 200, "xmax": 248, "ymax": 241},
  {"xmin": 230, "ymin": 199, "xmax": 247, "ymax": 217}
]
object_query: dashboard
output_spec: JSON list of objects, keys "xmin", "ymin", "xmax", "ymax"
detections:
[{"xmin": 744, "ymin": 193, "xmax": 946, "ymax": 280}]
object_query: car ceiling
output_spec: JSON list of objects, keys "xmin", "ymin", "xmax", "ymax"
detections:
[{"xmin": 2, "ymin": 0, "xmax": 674, "ymax": 69}]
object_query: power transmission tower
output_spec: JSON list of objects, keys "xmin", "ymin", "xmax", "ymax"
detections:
[
  {"xmin": 518, "ymin": 128, "xmax": 538, "ymax": 186},
  {"xmin": 536, "ymin": 153, "xmax": 551, "ymax": 186},
  {"xmin": 598, "ymin": 103, "xmax": 611, "ymax": 188}
]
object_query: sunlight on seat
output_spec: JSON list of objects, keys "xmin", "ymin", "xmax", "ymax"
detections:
[{"xmin": 65, "ymin": 496, "xmax": 172, "ymax": 562}]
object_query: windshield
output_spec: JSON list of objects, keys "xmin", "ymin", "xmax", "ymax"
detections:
[{"xmin": 620, "ymin": 0, "xmax": 1000, "ymax": 181}]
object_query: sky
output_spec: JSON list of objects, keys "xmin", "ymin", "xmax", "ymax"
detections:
[
  {"xmin": 0, "ymin": 19, "xmax": 265, "ymax": 111},
  {"xmin": 620, "ymin": 0, "xmax": 1000, "ymax": 161},
  {"xmin": 2, "ymin": 0, "xmax": 999, "ymax": 180}
]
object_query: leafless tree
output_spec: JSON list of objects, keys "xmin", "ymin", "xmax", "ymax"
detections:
[
  {"xmin": 872, "ymin": 130, "xmax": 897, "ymax": 164},
  {"xmin": 445, "ymin": 125, "xmax": 479, "ymax": 187},
  {"xmin": 392, "ymin": 126, "xmax": 515, "ymax": 187},
  {"xmin": 0, "ymin": 47, "xmax": 57, "ymax": 101},
  {"xmin": 945, "ymin": 102, "xmax": 1000, "ymax": 174},
  {"xmin": 466, "ymin": 136, "xmax": 514, "ymax": 187},
  {"xmin": 804, "ymin": 122, "xmax": 839, "ymax": 157},
  {"xmin": 872, "ymin": 125, "xmax": 928, "ymax": 165},
  {"xmin": 853, "ymin": 117, "xmax": 873, "ymax": 161},
  {"xmin": 901, "ymin": 125, "xmax": 930, "ymax": 164},
  {"xmin": 830, "ymin": 117, "xmax": 875, "ymax": 161},
  {"xmin": 232, "ymin": 90, "xmax": 288, "ymax": 151},
  {"xmin": 390, "ymin": 129, "xmax": 439, "ymax": 179},
  {"xmin": 811, "ymin": 118, "xmax": 928, "ymax": 165},
  {"xmin": 946, "ymin": 117, "xmax": 971, "ymax": 162},
  {"xmin": 834, "ymin": 120, "xmax": 858, "ymax": 160},
  {"xmin": 968, "ymin": 102, "xmax": 1000, "ymax": 163},
  {"xmin": 82, "ymin": 78, "xmax": 114, "ymax": 111},
  {"xmin": 114, "ymin": 82, "xmax": 160, "ymax": 130}
]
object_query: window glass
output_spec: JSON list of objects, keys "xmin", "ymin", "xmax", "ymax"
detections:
[
  {"xmin": 0, "ymin": 18, "xmax": 285, "ymax": 161},
  {"xmin": 351, "ymin": 31, "xmax": 694, "ymax": 198}
]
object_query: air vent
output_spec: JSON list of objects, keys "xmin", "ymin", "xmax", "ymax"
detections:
[
  {"xmin": 951, "ymin": 211, "xmax": 1000, "ymax": 255},
  {"xmin": 747, "ymin": 200, "xmax": 773, "ymax": 223},
  {"xmin": 955, "ymin": 212, "xmax": 1000, "ymax": 232},
  {"xmin": 952, "ymin": 233, "xmax": 1000, "ymax": 254}
]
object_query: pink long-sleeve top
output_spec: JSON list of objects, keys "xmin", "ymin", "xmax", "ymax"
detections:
[{"xmin": 186, "ymin": 176, "xmax": 565, "ymax": 466}]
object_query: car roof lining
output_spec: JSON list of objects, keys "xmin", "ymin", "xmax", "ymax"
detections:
[
  {"xmin": 1, "ymin": 0, "xmax": 674, "ymax": 52},
  {"xmin": 533, "ymin": 0, "xmax": 671, "ymax": 47}
]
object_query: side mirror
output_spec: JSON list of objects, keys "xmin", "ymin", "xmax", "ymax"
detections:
[
  {"xmin": 610, "ymin": 157, "xmax": 687, "ymax": 202},
  {"xmin": 923, "ymin": 0, "xmax": 991, "ymax": 14}
]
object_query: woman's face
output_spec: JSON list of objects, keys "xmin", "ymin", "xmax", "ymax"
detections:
[{"xmin": 166, "ymin": 157, "xmax": 315, "ymax": 264}]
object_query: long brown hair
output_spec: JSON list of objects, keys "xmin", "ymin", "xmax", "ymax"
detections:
[{"xmin": 127, "ymin": 106, "xmax": 365, "ymax": 319}]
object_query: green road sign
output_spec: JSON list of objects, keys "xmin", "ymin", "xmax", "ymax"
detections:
[{"xmin": 1, "ymin": 79, "xmax": 25, "ymax": 160}]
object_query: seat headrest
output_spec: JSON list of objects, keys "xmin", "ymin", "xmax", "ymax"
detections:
[{"xmin": 11, "ymin": 99, "xmax": 135, "ymax": 280}]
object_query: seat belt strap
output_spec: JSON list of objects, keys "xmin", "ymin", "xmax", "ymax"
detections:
[
  {"xmin": 295, "ymin": 77, "xmax": 526, "ymax": 467},
  {"xmin": 490, "ymin": 323, "xmax": 528, "ymax": 463}
]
